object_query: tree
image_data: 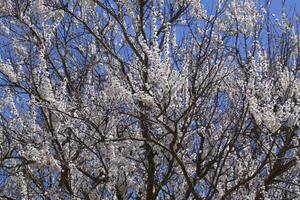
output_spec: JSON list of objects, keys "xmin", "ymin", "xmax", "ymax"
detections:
[{"xmin": 0, "ymin": 0, "xmax": 299, "ymax": 199}]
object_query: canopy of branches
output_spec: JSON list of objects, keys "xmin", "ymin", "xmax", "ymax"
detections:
[{"xmin": 0, "ymin": 0, "xmax": 299, "ymax": 199}]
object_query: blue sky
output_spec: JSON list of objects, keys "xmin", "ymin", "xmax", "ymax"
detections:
[{"xmin": 270, "ymin": 0, "xmax": 300, "ymax": 15}]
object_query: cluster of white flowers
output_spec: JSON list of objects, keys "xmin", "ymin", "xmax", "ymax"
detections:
[
  {"xmin": 224, "ymin": 0, "xmax": 262, "ymax": 34},
  {"xmin": 189, "ymin": 0, "xmax": 206, "ymax": 18},
  {"xmin": 0, "ymin": 60, "xmax": 17, "ymax": 82},
  {"xmin": 20, "ymin": 144, "xmax": 61, "ymax": 170},
  {"xmin": 246, "ymin": 48, "xmax": 300, "ymax": 131}
]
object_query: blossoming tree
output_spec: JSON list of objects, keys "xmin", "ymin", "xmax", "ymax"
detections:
[{"xmin": 0, "ymin": 0, "xmax": 299, "ymax": 199}]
